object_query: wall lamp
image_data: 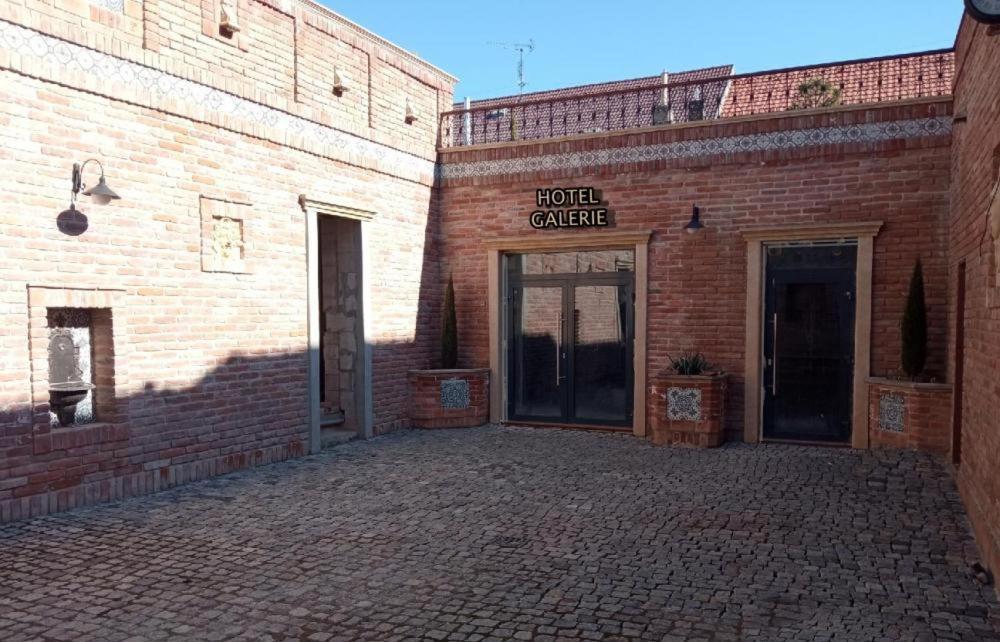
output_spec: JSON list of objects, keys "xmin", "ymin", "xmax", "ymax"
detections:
[
  {"xmin": 684, "ymin": 204, "xmax": 704, "ymax": 234},
  {"xmin": 71, "ymin": 159, "xmax": 121, "ymax": 207}
]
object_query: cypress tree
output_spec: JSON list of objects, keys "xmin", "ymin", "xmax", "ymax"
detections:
[
  {"xmin": 441, "ymin": 275, "xmax": 458, "ymax": 369},
  {"xmin": 900, "ymin": 259, "xmax": 928, "ymax": 379}
]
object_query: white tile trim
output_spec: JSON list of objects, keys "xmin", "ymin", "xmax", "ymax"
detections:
[{"xmin": 439, "ymin": 116, "xmax": 952, "ymax": 180}]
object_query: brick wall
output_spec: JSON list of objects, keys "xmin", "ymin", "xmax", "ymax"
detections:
[
  {"xmin": 950, "ymin": 16, "xmax": 1000, "ymax": 587},
  {"xmin": 0, "ymin": 0, "xmax": 453, "ymax": 521},
  {"xmin": 439, "ymin": 100, "xmax": 953, "ymax": 441}
]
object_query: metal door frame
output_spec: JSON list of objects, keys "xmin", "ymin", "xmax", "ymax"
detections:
[
  {"xmin": 761, "ymin": 243, "xmax": 857, "ymax": 442},
  {"xmin": 506, "ymin": 269, "xmax": 635, "ymax": 427}
]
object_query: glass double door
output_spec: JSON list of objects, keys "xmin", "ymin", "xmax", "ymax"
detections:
[{"xmin": 507, "ymin": 271, "xmax": 634, "ymax": 427}]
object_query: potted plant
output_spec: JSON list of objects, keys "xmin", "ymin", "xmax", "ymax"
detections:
[
  {"xmin": 789, "ymin": 77, "xmax": 843, "ymax": 110},
  {"xmin": 649, "ymin": 353, "xmax": 727, "ymax": 448},
  {"xmin": 868, "ymin": 259, "xmax": 951, "ymax": 454},
  {"xmin": 408, "ymin": 275, "xmax": 490, "ymax": 428}
]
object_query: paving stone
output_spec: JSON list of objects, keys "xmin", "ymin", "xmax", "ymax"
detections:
[{"xmin": 0, "ymin": 425, "xmax": 998, "ymax": 640}]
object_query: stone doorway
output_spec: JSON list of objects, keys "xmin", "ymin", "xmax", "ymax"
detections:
[
  {"xmin": 302, "ymin": 195, "xmax": 375, "ymax": 453},
  {"xmin": 317, "ymin": 216, "xmax": 364, "ymax": 447}
]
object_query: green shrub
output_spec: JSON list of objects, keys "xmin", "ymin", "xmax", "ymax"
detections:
[
  {"xmin": 441, "ymin": 274, "xmax": 458, "ymax": 369},
  {"xmin": 900, "ymin": 259, "xmax": 928, "ymax": 379},
  {"xmin": 668, "ymin": 353, "xmax": 712, "ymax": 376},
  {"xmin": 790, "ymin": 77, "xmax": 842, "ymax": 110}
]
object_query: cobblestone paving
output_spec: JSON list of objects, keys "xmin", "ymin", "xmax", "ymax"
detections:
[{"xmin": 1, "ymin": 426, "xmax": 998, "ymax": 641}]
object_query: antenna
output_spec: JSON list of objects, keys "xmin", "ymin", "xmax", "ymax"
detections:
[{"xmin": 488, "ymin": 39, "xmax": 535, "ymax": 95}]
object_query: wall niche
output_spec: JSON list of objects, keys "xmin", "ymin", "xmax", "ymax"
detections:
[
  {"xmin": 27, "ymin": 287, "xmax": 127, "ymax": 454},
  {"xmin": 46, "ymin": 308, "xmax": 97, "ymax": 426}
]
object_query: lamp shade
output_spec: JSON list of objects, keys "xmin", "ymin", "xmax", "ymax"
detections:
[{"xmin": 82, "ymin": 176, "xmax": 120, "ymax": 205}]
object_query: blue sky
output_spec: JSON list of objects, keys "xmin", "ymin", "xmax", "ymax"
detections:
[{"xmin": 324, "ymin": 1, "xmax": 963, "ymax": 101}]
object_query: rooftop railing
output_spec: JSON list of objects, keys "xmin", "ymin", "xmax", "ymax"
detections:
[{"xmin": 439, "ymin": 49, "xmax": 954, "ymax": 148}]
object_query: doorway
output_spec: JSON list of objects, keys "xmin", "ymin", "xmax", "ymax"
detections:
[
  {"xmin": 505, "ymin": 250, "xmax": 635, "ymax": 427},
  {"xmin": 762, "ymin": 242, "xmax": 857, "ymax": 442},
  {"xmin": 303, "ymin": 196, "xmax": 375, "ymax": 454},
  {"xmin": 317, "ymin": 216, "xmax": 364, "ymax": 446}
]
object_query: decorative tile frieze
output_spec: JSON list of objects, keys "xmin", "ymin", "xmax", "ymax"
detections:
[
  {"xmin": 439, "ymin": 117, "xmax": 952, "ymax": 180},
  {"xmin": 440, "ymin": 379, "xmax": 470, "ymax": 409},
  {"xmin": 90, "ymin": 0, "xmax": 125, "ymax": 12},
  {"xmin": 667, "ymin": 387, "xmax": 701, "ymax": 421},
  {"xmin": 0, "ymin": 19, "xmax": 433, "ymax": 180},
  {"xmin": 879, "ymin": 393, "xmax": 906, "ymax": 433}
]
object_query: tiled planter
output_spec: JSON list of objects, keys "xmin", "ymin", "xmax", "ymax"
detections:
[
  {"xmin": 649, "ymin": 373, "xmax": 727, "ymax": 448},
  {"xmin": 868, "ymin": 377, "xmax": 952, "ymax": 456},
  {"xmin": 408, "ymin": 369, "xmax": 490, "ymax": 429}
]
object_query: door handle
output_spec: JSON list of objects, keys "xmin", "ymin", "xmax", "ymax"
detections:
[
  {"xmin": 556, "ymin": 312, "xmax": 562, "ymax": 386},
  {"xmin": 772, "ymin": 312, "xmax": 778, "ymax": 396}
]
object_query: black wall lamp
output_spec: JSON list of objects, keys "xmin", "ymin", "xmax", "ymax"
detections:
[
  {"xmin": 71, "ymin": 159, "xmax": 121, "ymax": 207},
  {"xmin": 684, "ymin": 204, "xmax": 704, "ymax": 234}
]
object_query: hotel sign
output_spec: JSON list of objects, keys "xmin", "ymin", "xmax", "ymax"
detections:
[{"xmin": 530, "ymin": 187, "xmax": 610, "ymax": 229}]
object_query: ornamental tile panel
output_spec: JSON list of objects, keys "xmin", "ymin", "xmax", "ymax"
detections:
[
  {"xmin": 440, "ymin": 379, "xmax": 470, "ymax": 409},
  {"xmin": 667, "ymin": 387, "xmax": 701, "ymax": 421},
  {"xmin": 879, "ymin": 393, "xmax": 906, "ymax": 433}
]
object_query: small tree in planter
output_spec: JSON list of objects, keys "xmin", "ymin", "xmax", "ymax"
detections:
[
  {"xmin": 649, "ymin": 352, "xmax": 727, "ymax": 448},
  {"xmin": 441, "ymin": 275, "xmax": 458, "ymax": 369},
  {"xmin": 868, "ymin": 258, "xmax": 951, "ymax": 454},
  {"xmin": 900, "ymin": 259, "xmax": 928, "ymax": 380},
  {"xmin": 408, "ymin": 274, "xmax": 490, "ymax": 429}
]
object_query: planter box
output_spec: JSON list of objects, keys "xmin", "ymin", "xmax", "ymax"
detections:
[
  {"xmin": 868, "ymin": 377, "xmax": 952, "ymax": 456},
  {"xmin": 649, "ymin": 373, "xmax": 727, "ymax": 448},
  {"xmin": 408, "ymin": 369, "xmax": 490, "ymax": 429}
]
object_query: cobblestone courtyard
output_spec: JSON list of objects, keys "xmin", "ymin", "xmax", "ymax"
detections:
[{"xmin": 1, "ymin": 426, "xmax": 998, "ymax": 641}]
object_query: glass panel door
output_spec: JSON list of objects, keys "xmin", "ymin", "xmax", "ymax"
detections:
[
  {"xmin": 510, "ymin": 285, "xmax": 564, "ymax": 420},
  {"xmin": 763, "ymin": 244, "xmax": 857, "ymax": 442},
  {"xmin": 506, "ymin": 251, "xmax": 635, "ymax": 427},
  {"xmin": 571, "ymin": 283, "xmax": 633, "ymax": 424}
]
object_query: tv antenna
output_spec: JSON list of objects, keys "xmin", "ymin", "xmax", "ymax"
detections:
[{"xmin": 488, "ymin": 39, "xmax": 535, "ymax": 95}]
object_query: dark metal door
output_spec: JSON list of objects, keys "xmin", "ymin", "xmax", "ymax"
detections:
[
  {"xmin": 508, "ymin": 273, "xmax": 634, "ymax": 426},
  {"xmin": 763, "ymin": 244, "xmax": 857, "ymax": 442}
]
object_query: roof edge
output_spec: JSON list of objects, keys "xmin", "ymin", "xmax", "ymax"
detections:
[
  {"xmin": 301, "ymin": 0, "xmax": 458, "ymax": 85},
  {"xmin": 458, "ymin": 64, "xmax": 734, "ymax": 107}
]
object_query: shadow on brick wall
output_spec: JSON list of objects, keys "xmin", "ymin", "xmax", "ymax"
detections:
[{"xmin": 0, "ymin": 190, "xmax": 447, "ymax": 524}]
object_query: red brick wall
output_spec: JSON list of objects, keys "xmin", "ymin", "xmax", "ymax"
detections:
[
  {"xmin": 950, "ymin": 16, "xmax": 1000, "ymax": 586},
  {"xmin": 439, "ymin": 100, "xmax": 952, "ymax": 441},
  {"xmin": 0, "ymin": 0, "xmax": 453, "ymax": 521}
]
